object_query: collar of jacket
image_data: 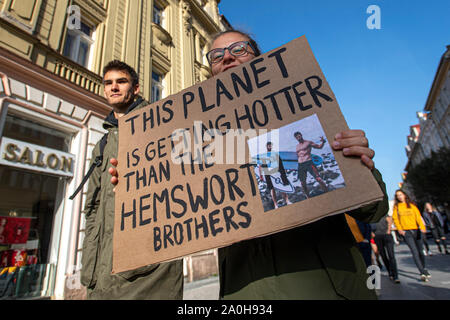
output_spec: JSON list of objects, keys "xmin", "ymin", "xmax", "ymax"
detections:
[{"xmin": 103, "ymin": 96, "xmax": 145, "ymax": 129}]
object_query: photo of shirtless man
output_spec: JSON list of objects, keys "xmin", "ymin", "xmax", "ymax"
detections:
[{"xmin": 294, "ymin": 131, "xmax": 329, "ymax": 198}]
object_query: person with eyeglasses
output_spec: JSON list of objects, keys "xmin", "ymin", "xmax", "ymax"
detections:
[
  {"xmin": 207, "ymin": 30, "xmax": 388, "ymax": 300},
  {"xmin": 108, "ymin": 29, "xmax": 388, "ymax": 299}
]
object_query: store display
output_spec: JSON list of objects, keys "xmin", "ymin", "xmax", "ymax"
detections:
[
  {"xmin": 0, "ymin": 217, "xmax": 32, "ymax": 245},
  {"xmin": 0, "ymin": 267, "xmax": 17, "ymax": 299},
  {"xmin": 11, "ymin": 250, "xmax": 27, "ymax": 267}
]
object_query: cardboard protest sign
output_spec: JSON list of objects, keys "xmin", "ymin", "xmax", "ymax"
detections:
[{"xmin": 113, "ymin": 35, "xmax": 385, "ymax": 273}]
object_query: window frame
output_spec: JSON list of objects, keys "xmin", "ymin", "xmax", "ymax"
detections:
[
  {"xmin": 62, "ymin": 20, "xmax": 95, "ymax": 68},
  {"xmin": 152, "ymin": 4, "xmax": 165, "ymax": 28},
  {"xmin": 151, "ymin": 71, "xmax": 165, "ymax": 103}
]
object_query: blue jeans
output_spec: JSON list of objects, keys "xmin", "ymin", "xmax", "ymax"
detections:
[{"xmin": 404, "ymin": 230, "xmax": 426, "ymax": 274}]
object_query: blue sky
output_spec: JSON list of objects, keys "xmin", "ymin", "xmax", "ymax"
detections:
[{"xmin": 218, "ymin": 0, "xmax": 450, "ymax": 199}]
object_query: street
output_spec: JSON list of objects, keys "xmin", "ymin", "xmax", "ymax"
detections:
[
  {"xmin": 377, "ymin": 241, "xmax": 450, "ymax": 300},
  {"xmin": 183, "ymin": 241, "xmax": 450, "ymax": 300}
]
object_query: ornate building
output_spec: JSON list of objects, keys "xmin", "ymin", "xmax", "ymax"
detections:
[
  {"xmin": 402, "ymin": 45, "xmax": 450, "ymax": 197},
  {"xmin": 0, "ymin": 0, "xmax": 230, "ymax": 299}
]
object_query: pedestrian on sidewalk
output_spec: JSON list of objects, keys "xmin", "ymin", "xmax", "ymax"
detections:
[
  {"xmin": 422, "ymin": 202, "xmax": 449, "ymax": 255},
  {"xmin": 422, "ymin": 232, "xmax": 433, "ymax": 256},
  {"xmin": 373, "ymin": 214, "xmax": 400, "ymax": 283},
  {"xmin": 392, "ymin": 190, "xmax": 430, "ymax": 282},
  {"xmin": 370, "ymin": 234, "xmax": 384, "ymax": 269},
  {"xmin": 420, "ymin": 210, "xmax": 433, "ymax": 256}
]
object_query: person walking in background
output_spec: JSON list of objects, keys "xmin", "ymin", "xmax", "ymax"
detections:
[
  {"xmin": 392, "ymin": 190, "xmax": 430, "ymax": 282},
  {"xmin": 370, "ymin": 233, "xmax": 384, "ymax": 270},
  {"xmin": 423, "ymin": 202, "xmax": 449, "ymax": 255},
  {"xmin": 419, "ymin": 208, "xmax": 433, "ymax": 256},
  {"xmin": 422, "ymin": 232, "xmax": 433, "ymax": 256},
  {"xmin": 373, "ymin": 214, "xmax": 400, "ymax": 283}
]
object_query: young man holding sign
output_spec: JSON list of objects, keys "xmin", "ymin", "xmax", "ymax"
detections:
[{"xmin": 79, "ymin": 60, "xmax": 183, "ymax": 299}]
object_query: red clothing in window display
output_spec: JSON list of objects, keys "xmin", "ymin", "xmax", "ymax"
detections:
[{"xmin": 0, "ymin": 217, "xmax": 32, "ymax": 245}]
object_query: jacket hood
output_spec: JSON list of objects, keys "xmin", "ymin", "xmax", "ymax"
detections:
[{"xmin": 103, "ymin": 96, "xmax": 145, "ymax": 129}]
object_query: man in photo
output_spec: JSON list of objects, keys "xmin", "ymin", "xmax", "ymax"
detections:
[
  {"xmin": 258, "ymin": 141, "xmax": 292, "ymax": 209},
  {"xmin": 294, "ymin": 131, "xmax": 329, "ymax": 198}
]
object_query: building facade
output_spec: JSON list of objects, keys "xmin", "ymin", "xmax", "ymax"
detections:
[
  {"xmin": 0, "ymin": 0, "xmax": 230, "ymax": 300},
  {"xmin": 402, "ymin": 45, "xmax": 450, "ymax": 197}
]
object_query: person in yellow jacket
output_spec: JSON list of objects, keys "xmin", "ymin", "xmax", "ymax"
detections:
[{"xmin": 392, "ymin": 189, "xmax": 430, "ymax": 281}]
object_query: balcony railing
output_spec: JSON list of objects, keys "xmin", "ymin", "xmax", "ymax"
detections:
[{"xmin": 46, "ymin": 52, "xmax": 103, "ymax": 96}]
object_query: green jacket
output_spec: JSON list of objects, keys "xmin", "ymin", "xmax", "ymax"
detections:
[
  {"xmin": 80, "ymin": 98, "xmax": 183, "ymax": 300},
  {"xmin": 218, "ymin": 169, "xmax": 389, "ymax": 300}
]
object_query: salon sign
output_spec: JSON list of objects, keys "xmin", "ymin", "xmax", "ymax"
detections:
[{"xmin": 0, "ymin": 137, "xmax": 75, "ymax": 177}]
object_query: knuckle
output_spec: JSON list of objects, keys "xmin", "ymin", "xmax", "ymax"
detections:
[{"xmin": 363, "ymin": 137, "xmax": 369, "ymax": 146}]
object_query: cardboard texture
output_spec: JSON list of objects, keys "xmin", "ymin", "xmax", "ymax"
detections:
[{"xmin": 113, "ymin": 36, "xmax": 384, "ymax": 273}]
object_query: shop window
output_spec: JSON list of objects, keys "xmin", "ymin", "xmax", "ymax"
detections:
[
  {"xmin": 0, "ymin": 115, "xmax": 71, "ymax": 299},
  {"xmin": 62, "ymin": 21, "xmax": 95, "ymax": 68},
  {"xmin": 2, "ymin": 114, "xmax": 71, "ymax": 152},
  {"xmin": 0, "ymin": 167, "xmax": 60, "ymax": 299},
  {"xmin": 151, "ymin": 71, "xmax": 165, "ymax": 103}
]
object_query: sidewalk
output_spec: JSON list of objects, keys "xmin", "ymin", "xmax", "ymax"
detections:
[
  {"xmin": 183, "ymin": 242, "xmax": 450, "ymax": 300},
  {"xmin": 377, "ymin": 241, "xmax": 450, "ymax": 300},
  {"xmin": 183, "ymin": 276, "xmax": 219, "ymax": 300}
]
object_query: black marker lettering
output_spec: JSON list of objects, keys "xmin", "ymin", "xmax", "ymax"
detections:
[
  {"xmin": 250, "ymin": 57, "xmax": 270, "ymax": 88},
  {"xmin": 125, "ymin": 114, "xmax": 139, "ymax": 135},
  {"xmin": 268, "ymin": 47, "xmax": 289, "ymax": 78},
  {"xmin": 216, "ymin": 79, "xmax": 234, "ymax": 107},
  {"xmin": 231, "ymin": 67, "xmax": 253, "ymax": 97},
  {"xmin": 121, "ymin": 199, "xmax": 136, "ymax": 231},
  {"xmin": 182, "ymin": 91, "xmax": 195, "ymax": 119},
  {"xmin": 305, "ymin": 75, "xmax": 333, "ymax": 107}
]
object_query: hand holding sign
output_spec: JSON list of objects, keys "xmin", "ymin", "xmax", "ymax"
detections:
[
  {"xmin": 109, "ymin": 158, "xmax": 119, "ymax": 189},
  {"xmin": 332, "ymin": 129, "xmax": 375, "ymax": 170}
]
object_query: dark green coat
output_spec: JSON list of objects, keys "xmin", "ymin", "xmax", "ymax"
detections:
[
  {"xmin": 218, "ymin": 169, "xmax": 389, "ymax": 299},
  {"xmin": 80, "ymin": 98, "xmax": 183, "ymax": 300}
]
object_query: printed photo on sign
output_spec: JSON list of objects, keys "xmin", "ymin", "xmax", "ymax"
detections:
[{"xmin": 248, "ymin": 114, "xmax": 346, "ymax": 212}]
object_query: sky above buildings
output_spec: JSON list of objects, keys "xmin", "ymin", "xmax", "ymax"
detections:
[{"xmin": 218, "ymin": 0, "xmax": 450, "ymax": 199}]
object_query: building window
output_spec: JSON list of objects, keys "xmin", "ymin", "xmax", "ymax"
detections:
[
  {"xmin": 63, "ymin": 21, "xmax": 94, "ymax": 67},
  {"xmin": 200, "ymin": 42, "xmax": 207, "ymax": 65},
  {"xmin": 151, "ymin": 71, "xmax": 164, "ymax": 103},
  {"xmin": 153, "ymin": 5, "xmax": 164, "ymax": 27},
  {"xmin": 193, "ymin": 31, "xmax": 207, "ymax": 66}
]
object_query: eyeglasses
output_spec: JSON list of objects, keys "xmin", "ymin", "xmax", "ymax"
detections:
[{"xmin": 206, "ymin": 41, "xmax": 255, "ymax": 65}]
